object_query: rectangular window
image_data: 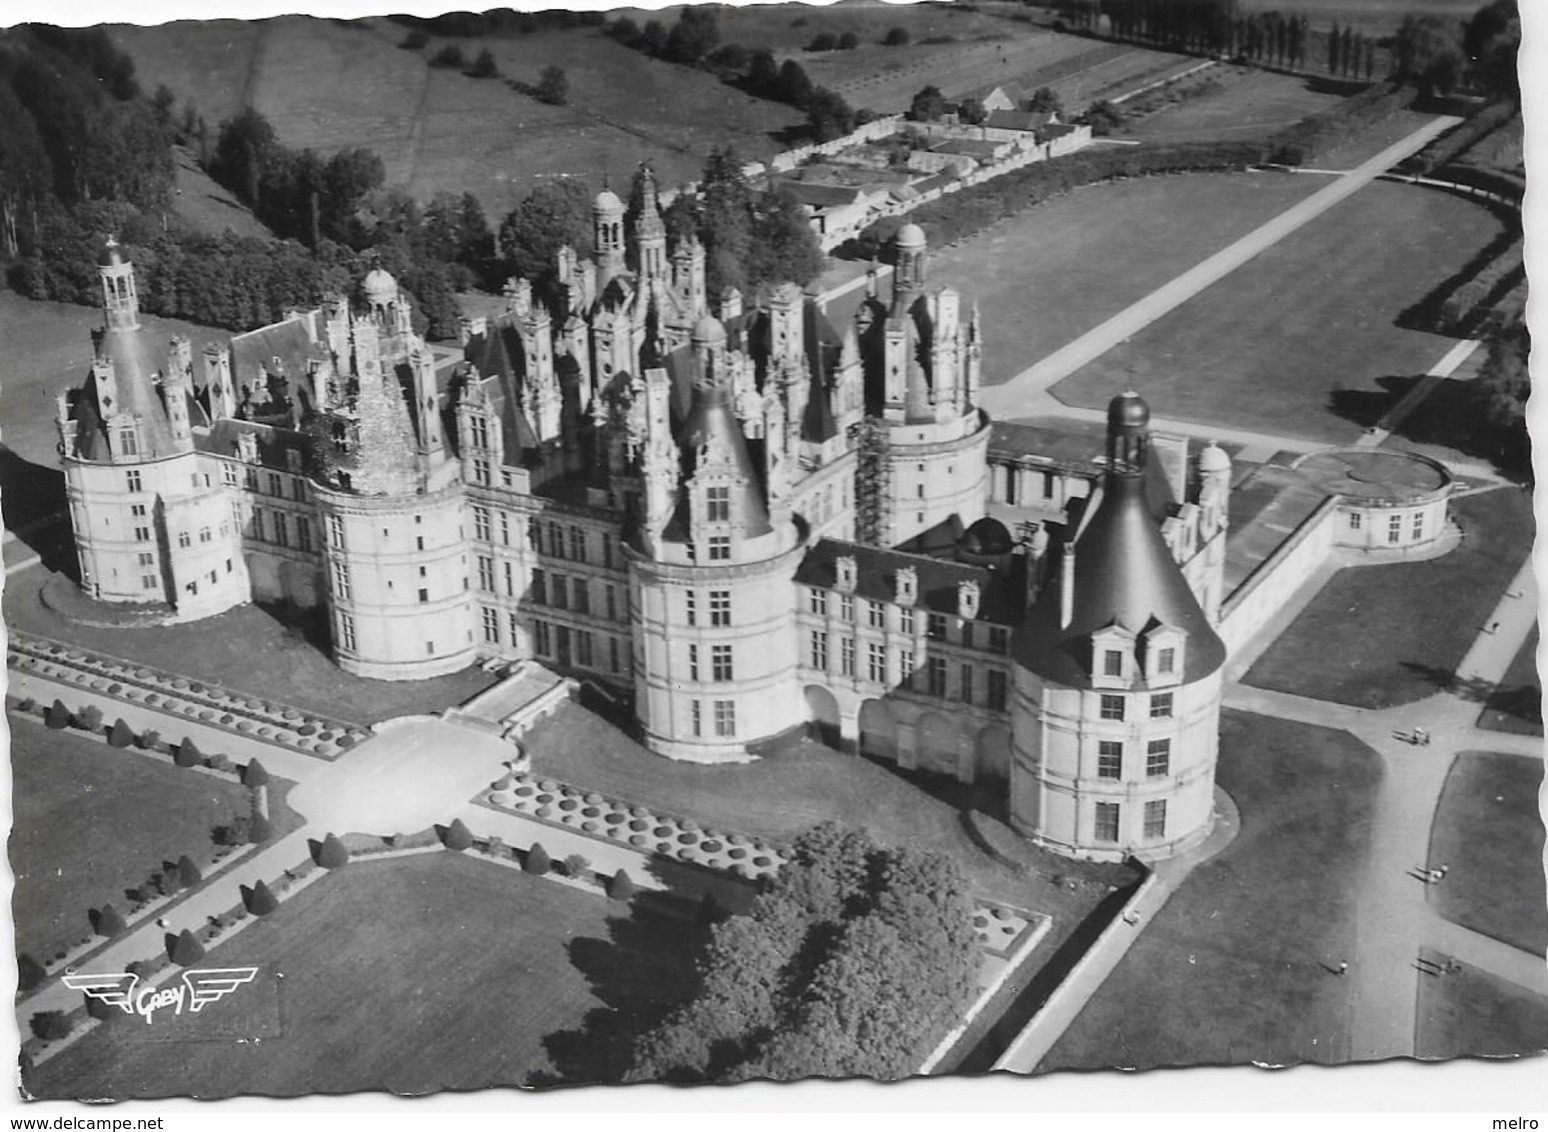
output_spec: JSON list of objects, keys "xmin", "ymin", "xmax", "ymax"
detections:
[
  {"xmin": 988, "ymin": 669, "xmax": 1008, "ymax": 712},
  {"xmin": 472, "ymin": 505, "xmax": 491, "ymax": 542},
  {"xmin": 222, "ymin": 463, "xmax": 239, "ymax": 487},
  {"xmin": 1144, "ymin": 799, "xmax": 1167, "ymax": 840},
  {"xmin": 709, "ymin": 590, "xmax": 731, "ymax": 627},
  {"xmin": 868, "ymin": 600, "xmax": 887, "ymax": 629},
  {"xmin": 134, "ymin": 526, "xmax": 151, "ymax": 542},
  {"xmin": 177, "ymin": 530, "xmax": 191, "ymax": 548},
  {"xmin": 418, "ymin": 587, "xmax": 429, "ymax": 604},
  {"xmin": 691, "ymin": 699, "xmax": 702, "ymax": 737},
  {"xmin": 606, "ymin": 585, "xmax": 617, "ymax": 621},
  {"xmin": 708, "ymin": 535, "xmax": 731, "ymax": 561},
  {"xmin": 1387, "ymin": 514, "xmax": 1402, "ymax": 544},
  {"xmin": 927, "ymin": 612, "xmax": 947, "ymax": 640},
  {"xmin": 470, "ymin": 415, "xmax": 489, "ymax": 449},
  {"xmin": 569, "ymin": 526, "xmax": 586, "ymax": 562},
  {"xmin": 602, "ymin": 533, "xmax": 613, "ymax": 569},
  {"xmin": 868, "ymin": 642, "xmax": 887, "ymax": 684},
  {"xmin": 1095, "ymin": 802, "xmax": 1121, "ymax": 843},
  {"xmin": 327, "ymin": 514, "xmax": 345, "ymax": 549},
  {"xmin": 137, "ymin": 551, "xmax": 154, "ymax": 566},
  {"xmin": 574, "ymin": 579, "xmax": 591, "ymax": 616},
  {"xmin": 1097, "ymin": 741, "xmax": 1123, "ymax": 779},
  {"xmin": 839, "ymin": 593, "xmax": 854, "ymax": 622},
  {"xmin": 1150, "ymin": 692, "xmax": 1174, "ymax": 718},
  {"xmin": 840, "ymin": 637, "xmax": 856, "ymax": 676},
  {"xmin": 899, "ymin": 649, "xmax": 915, "ymax": 688},
  {"xmin": 714, "ymin": 699, "xmax": 736, "ymax": 737},
  {"xmin": 1146, "ymin": 739, "xmax": 1171, "ymax": 778},
  {"xmin": 130, "ymin": 503, "xmax": 147, "ymax": 518},
  {"xmin": 609, "ymin": 637, "xmax": 621, "ymax": 673},
  {"xmin": 959, "ymin": 663, "xmax": 973, "ymax": 704},
  {"xmin": 126, "ymin": 470, "xmax": 142, "ymax": 493},
  {"xmin": 245, "ymin": 467, "xmax": 258, "ymax": 491},
  {"xmin": 810, "ymin": 588, "xmax": 828, "ymax": 615},
  {"xmin": 1349, "ymin": 511, "xmax": 1363, "ymax": 531},
  {"xmin": 333, "ymin": 561, "xmax": 351, "ymax": 600},
  {"xmin": 576, "ymin": 630, "xmax": 593, "ymax": 668},
  {"xmin": 273, "ymin": 514, "xmax": 288, "ymax": 547},
  {"xmin": 534, "ymin": 620, "xmax": 552, "ymax": 657},
  {"xmin": 528, "ymin": 523, "xmax": 542, "ymax": 553},
  {"xmin": 688, "ymin": 643, "xmax": 700, "ymax": 682},
  {"xmin": 482, "ymin": 606, "xmax": 500, "ymax": 644},
  {"xmin": 989, "ymin": 626, "xmax": 1009, "ymax": 654},
  {"xmin": 1100, "ymin": 694, "xmax": 1125, "ymax": 721},
  {"xmin": 509, "ymin": 611, "xmax": 521, "ymax": 644},
  {"xmin": 685, "ymin": 591, "xmax": 697, "ymax": 626},
  {"xmin": 706, "ymin": 485, "xmax": 731, "ymax": 522},
  {"xmin": 1157, "ymin": 647, "xmax": 1176, "ymax": 676},
  {"xmin": 961, "ymin": 622, "xmax": 973, "ymax": 649},
  {"xmin": 531, "ymin": 568, "xmax": 547, "ymax": 605},
  {"xmin": 504, "ymin": 561, "xmax": 515, "ymax": 597},
  {"xmin": 551, "ymin": 574, "xmax": 568, "ymax": 610},
  {"xmin": 141, "ymin": 574, "xmax": 157, "ymax": 590},
  {"xmin": 810, "ymin": 631, "xmax": 829, "ymax": 670},
  {"xmin": 549, "ymin": 521, "xmax": 565, "ymax": 559},
  {"xmin": 267, "ymin": 472, "xmax": 282, "ymax": 497},
  {"xmin": 500, "ymin": 511, "xmax": 511, "ymax": 546},
  {"xmin": 1103, "ymin": 649, "xmax": 1123, "ymax": 676},
  {"xmin": 338, "ymin": 612, "xmax": 357, "ymax": 651},
  {"xmin": 927, "ymin": 656, "xmax": 947, "ymax": 697},
  {"xmin": 474, "ymin": 458, "xmax": 491, "ymax": 486},
  {"xmin": 711, "ymin": 644, "xmax": 734, "ymax": 682},
  {"xmin": 297, "ymin": 517, "xmax": 312, "ymax": 552},
  {"xmin": 900, "ymin": 607, "xmax": 915, "ymax": 635},
  {"xmin": 477, "ymin": 555, "xmax": 495, "ymax": 591},
  {"xmin": 292, "ymin": 477, "xmax": 305, "ymax": 502},
  {"xmin": 1412, "ymin": 512, "xmax": 1424, "ymax": 539}
]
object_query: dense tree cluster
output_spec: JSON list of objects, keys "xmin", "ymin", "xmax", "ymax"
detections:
[
  {"xmin": 1476, "ymin": 313, "xmax": 1529, "ymax": 435},
  {"xmin": 626, "ymin": 823, "xmax": 978, "ymax": 1083},
  {"xmin": 1464, "ymin": 0, "xmax": 1520, "ymax": 101}
]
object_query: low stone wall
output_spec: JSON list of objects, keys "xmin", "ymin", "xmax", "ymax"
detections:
[{"xmin": 1218, "ymin": 496, "xmax": 1341, "ymax": 656}]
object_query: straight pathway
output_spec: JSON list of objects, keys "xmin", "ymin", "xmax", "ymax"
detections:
[
  {"xmin": 979, "ymin": 113, "xmax": 1461, "ymax": 421},
  {"xmin": 1356, "ymin": 339, "xmax": 1482, "ymax": 449}
]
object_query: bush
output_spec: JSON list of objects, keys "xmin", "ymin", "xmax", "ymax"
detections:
[
  {"xmin": 523, "ymin": 842, "xmax": 551, "ymax": 875},
  {"xmin": 467, "ymin": 48, "xmax": 499, "ymax": 78},
  {"xmin": 883, "ymin": 26, "xmax": 911, "ymax": 46},
  {"xmin": 400, "ymin": 29, "xmax": 429, "ymax": 50},
  {"xmin": 73, "ymin": 703, "xmax": 104, "ymax": 732},
  {"xmin": 808, "ymin": 33, "xmax": 838, "ymax": 51},
  {"xmin": 316, "ymin": 833, "xmax": 349, "ymax": 869},
  {"xmin": 838, "ymin": 31, "xmax": 859, "ymax": 50},
  {"xmin": 609, "ymin": 868, "xmax": 636, "ymax": 901},
  {"xmin": 174, "ymin": 737, "xmax": 201, "ymax": 768},
  {"xmin": 177, "ymin": 855, "xmax": 203, "ymax": 887},
  {"xmin": 16, "ymin": 696, "xmax": 36, "ymax": 713},
  {"xmin": 169, "ymin": 929, "xmax": 206, "ymax": 966},
  {"xmin": 536, "ymin": 64, "xmax": 568, "ymax": 107},
  {"xmin": 30, "ymin": 1010, "xmax": 72, "ymax": 1042},
  {"xmin": 430, "ymin": 43, "xmax": 464, "ymax": 69},
  {"xmin": 107, "ymin": 718, "xmax": 136, "ymax": 748},
  {"xmin": 44, "ymin": 699, "xmax": 72, "ymax": 729},
  {"xmin": 137, "ymin": 728, "xmax": 161, "ymax": 751},
  {"xmin": 18, "ymin": 953, "xmax": 46, "ymax": 994},
  {"xmin": 442, "ymin": 818, "xmax": 474, "ymax": 851},
  {"xmin": 97, "ymin": 904, "xmax": 127, "ymax": 937},
  {"xmin": 247, "ymin": 879, "xmax": 279, "ymax": 915},
  {"xmin": 562, "ymin": 853, "xmax": 591, "ymax": 879}
]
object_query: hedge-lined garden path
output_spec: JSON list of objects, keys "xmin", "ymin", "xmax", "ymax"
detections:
[{"xmin": 978, "ymin": 112, "xmax": 1459, "ymax": 425}]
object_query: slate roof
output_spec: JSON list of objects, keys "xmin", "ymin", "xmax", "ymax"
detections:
[
  {"xmin": 796, "ymin": 537, "xmax": 1019, "ymax": 624},
  {"xmin": 228, "ymin": 316, "xmax": 319, "ymax": 396},
  {"xmin": 72, "ymin": 327, "xmax": 179, "ymax": 461},
  {"xmin": 197, "ymin": 418, "xmax": 310, "ymax": 469}
]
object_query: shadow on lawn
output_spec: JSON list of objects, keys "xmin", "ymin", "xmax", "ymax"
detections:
[
  {"xmin": 1, "ymin": 446, "xmax": 76, "ymax": 577},
  {"xmin": 1401, "ymin": 659, "xmax": 1542, "ymax": 725},
  {"xmin": 1326, "ymin": 376, "xmax": 1529, "ymax": 479},
  {"xmin": 527, "ymin": 895, "xmax": 711, "ymax": 1088}
]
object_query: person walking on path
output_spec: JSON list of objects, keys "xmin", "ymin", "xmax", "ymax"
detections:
[{"xmin": 1337, "ymin": 961, "xmax": 1349, "ymax": 976}]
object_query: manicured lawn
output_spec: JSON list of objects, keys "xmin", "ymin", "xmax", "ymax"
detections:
[
  {"xmin": 26, "ymin": 853, "xmax": 697, "ymax": 1098},
  {"xmin": 1426, "ymin": 751, "xmax": 1547, "ymax": 956},
  {"xmin": 827, "ymin": 171, "xmax": 1325, "ymax": 380},
  {"xmin": 525, "ymin": 702, "xmax": 1130, "ymax": 910},
  {"xmin": 8, "ymin": 715, "xmax": 279, "ymax": 965},
  {"xmin": 1478, "ymin": 626, "xmax": 1541, "ymax": 737},
  {"xmin": 3, "ymin": 571, "xmax": 497, "ymax": 726},
  {"xmin": 1049, "ymin": 180, "xmax": 1505, "ymax": 445},
  {"xmin": 1244, "ymin": 487, "xmax": 1535, "ymax": 708},
  {"xmin": 1041, "ymin": 709, "xmax": 1383, "ymax": 1071},
  {"xmin": 1414, "ymin": 950, "xmax": 1548, "ymax": 1061}
]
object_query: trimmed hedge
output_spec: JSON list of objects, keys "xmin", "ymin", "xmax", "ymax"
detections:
[
  {"xmin": 96, "ymin": 904, "xmax": 127, "ymax": 937},
  {"xmin": 441, "ymin": 818, "xmax": 474, "ymax": 852},
  {"xmin": 609, "ymin": 868, "xmax": 636, "ymax": 901},
  {"xmin": 174, "ymin": 738, "xmax": 201, "ymax": 768},
  {"xmin": 1265, "ymin": 81, "xmax": 1415, "ymax": 166},
  {"xmin": 523, "ymin": 842, "xmax": 551, "ymax": 876},
  {"xmin": 1402, "ymin": 102, "xmax": 1518, "ymax": 177},
  {"xmin": 44, "ymin": 699, "xmax": 71, "ymax": 729},
  {"xmin": 247, "ymin": 879, "xmax": 279, "ymax": 916},
  {"xmin": 316, "ymin": 833, "xmax": 350, "ymax": 869},
  {"xmin": 30, "ymin": 1010, "xmax": 72, "ymax": 1042},
  {"xmin": 169, "ymin": 929, "xmax": 206, "ymax": 966},
  {"xmin": 243, "ymin": 759, "xmax": 271, "ymax": 787},
  {"xmin": 176, "ymin": 855, "xmax": 203, "ymax": 887},
  {"xmin": 107, "ymin": 718, "xmax": 135, "ymax": 748}
]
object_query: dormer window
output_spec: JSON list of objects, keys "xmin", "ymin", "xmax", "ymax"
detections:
[
  {"xmin": 835, "ymin": 556, "xmax": 857, "ymax": 592},
  {"xmin": 1142, "ymin": 624, "xmax": 1185, "ymax": 689},
  {"xmin": 1090, "ymin": 624, "xmax": 1136, "ymax": 689},
  {"xmin": 958, "ymin": 579, "xmax": 980, "ymax": 620},
  {"xmin": 1103, "ymin": 650, "xmax": 1123, "ymax": 677},
  {"xmin": 706, "ymin": 484, "xmax": 731, "ymax": 522},
  {"xmin": 895, "ymin": 566, "xmax": 917, "ymax": 606}
]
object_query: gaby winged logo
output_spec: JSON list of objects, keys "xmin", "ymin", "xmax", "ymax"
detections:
[{"xmin": 63, "ymin": 968, "xmax": 260, "ymax": 1025}]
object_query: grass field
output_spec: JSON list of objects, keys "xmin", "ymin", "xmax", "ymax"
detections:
[
  {"xmin": 1426, "ymin": 751, "xmax": 1548, "ymax": 957},
  {"xmin": 1049, "ymin": 180, "xmax": 1505, "ymax": 445},
  {"xmin": 826, "ymin": 170, "xmax": 1325, "ymax": 379},
  {"xmin": 526, "ymin": 702, "xmax": 1128, "ymax": 912},
  {"xmin": 1121, "ymin": 68, "xmax": 1351, "ymax": 145},
  {"xmin": 1244, "ymin": 488, "xmax": 1535, "ymax": 708},
  {"xmin": 2, "ymin": 571, "xmax": 497, "ymax": 726},
  {"xmin": 1478, "ymin": 625, "xmax": 1541, "ymax": 736},
  {"xmin": 111, "ymin": 15, "xmax": 802, "ymax": 218},
  {"xmin": 170, "ymin": 146, "xmax": 275, "ymax": 241},
  {"xmin": 25, "ymin": 853, "xmax": 696, "ymax": 1097},
  {"xmin": 1414, "ymin": 951, "xmax": 1548, "ymax": 1061},
  {"xmin": 1041, "ymin": 709, "xmax": 1383, "ymax": 1071},
  {"xmin": 9, "ymin": 714, "xmax": 264, "ymax": 964}
]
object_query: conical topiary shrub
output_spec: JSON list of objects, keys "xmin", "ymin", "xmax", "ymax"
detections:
[
  {"xmin": 316, "ymin": 833, "xmax": 349, "ymax": 869},
  {"xmin": 107, "ymin": 718, "xmax": 135, "ymax": 748},
  {"xmin": 97, "ymin": 904, "xmax": 127, "ymax": 938},
  {"xmin": 243, "ymin": 759, "xmax": 270, "ymax": 787},
  {"xmin": 176, "ymin": 855, "xmax": 202, "ymax": 887},
  {"xmin": 442, "ymin": 818, "xmax": 474, "ymax": 851},
  {"xmin": 609, "ymin": 868, "xmax": 636, "ymax": 902},
  {"xmin": 523, "ymin": 842, "xmax": 551, "ymax": 875},
  {"xmin": 169, "ymin": 929, "xmax": 205, "ymax": 966},
  {"xmin": 247, "ymin": 880, "xmax": 279, "ymax": 916},
  {"xmin": 174, "ymin": 738, "xmax": 201, "ymax": 768},
  {"xmin": 17, "ymin": 954, "xmax": 46, "ymax": 994},
  {"xmin": 44, "ymin": 699, "xmax": 71, "ymax": 729}
]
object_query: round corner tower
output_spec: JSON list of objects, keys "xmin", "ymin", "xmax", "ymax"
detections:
[{"xmin": 1007, "ymin": 392, "xmax": 1227, "ymax": 862}]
